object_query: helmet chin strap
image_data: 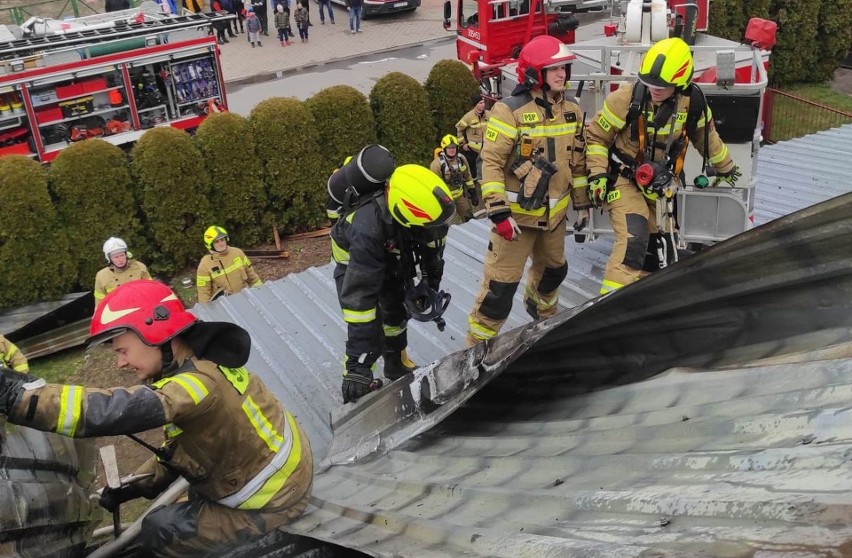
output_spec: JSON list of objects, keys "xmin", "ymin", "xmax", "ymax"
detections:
[{"xmin": 160, "ymin": 341, "xmax": 176, "ymax": 373}]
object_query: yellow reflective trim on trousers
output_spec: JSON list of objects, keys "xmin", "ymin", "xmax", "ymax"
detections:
[
  {"xmin": 525, "ymin": 284, "xmax": 558, "ymax": 309},
  {"xmin": 709, "ymin": 144, "xmax": 729, "ymax": 165},
  {"xmin": 237, "ymin": 412, "xmax": 303, "ymax": 510},
  {"xmin": 242, "ymin": 395, "xmax": 284, "ymax": 453},
  {"xmin": 250, "ymin": 279, "xmax": 262, "ymax": 287},
  {"xmin": 481, "ymin": 182, "xmax": 505, "ymax": 197},
  {"xmin": 601, "ymin": 102, "xmax": 626, "ymax": 129},
  {"xmin": 518, "ymin": 123, "xmax": 577, "ymax": 137},
  {"xmin": 57, "ymin": 385, "xmax": 83, "ymax": 437},
  {"xmin": 154, "ymin": 374, "xmax": 209, "ymax": 405},
  {"xmin": 468, "ymin": 315, "xmax": 497, "ymax": 340},
  {"xmin": 342, "ymin": 307, "xmax": 376, "ymax": 323},
  {"xmin": 587, "ymin": 144, "xmax": 609, "ymax": 158},
  {"xmin": 383, "ymin": 324, "xmax": 406, "ymax": 337},
  {"xmin": 600, "ymin": 279, "xmax": 623, "ymax": 295},
  {"xmin": 163, "ymin": 423, "xmax": 183, "ymax": 439},
  {"xmin": 572, "ymin": 176, "xmax": 588, "ymax": 188},
  {"xmin": 331, "ymin": 238, "xmax": 349, "ymax": 265},
  {"xmin": 450, "ymin": 187, "xmax": 464, "ymax": 200},
  {"xmin": 486, "ymin": 117, "xmax": 518, "ymax": 139}
]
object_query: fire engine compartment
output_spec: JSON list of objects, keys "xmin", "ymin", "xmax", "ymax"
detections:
[{"xmin": 0, "ymin": 10, "xmax": 229, "ymax": 163}]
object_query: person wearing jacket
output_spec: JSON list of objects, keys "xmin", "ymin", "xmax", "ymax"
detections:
[
  {"xmin": 196, "ymin": 226, "xmax": 262, "ymax": 303},
  {"xmin": 0, "ymin": 334, "xmax": 28, "ymax": 373},
  {"xmin": 94, "ymin": 237, "xmax": 152, "ymax": 304},
  {"xmin": 0, "ymin": 280, "xmax": 313, "ymax": 557},
  {"xmin": 430, "ymin": 134, "xmax": 477, "ymax": 223},
  {"xmin": 467, "ymin": 35, "xmax": 591, "ymax": 347},
  {"xmin": 250, "ymin": 0, "xmax": 269, "ymax": 35},
  {"xmin": 294, "ymin": 0, "xmax": 309, "ymax": 42},
  {"xmin": 274, "ymin": 3, "xmax": 292, "ymax": 45},
  {"xmin": 245, "ymin": 6, "xmax": 262, "ymax": 46},
  {"xmin": 456, "ymin": 94, "xmax": 490, "ymax": 180},
  {"xmin": 585, "ymin": 37, "xmax": 740, "ymax": 295},
  {"xmin": 330, "ymin": 158, "xmax": 455, "ymax": 404}
]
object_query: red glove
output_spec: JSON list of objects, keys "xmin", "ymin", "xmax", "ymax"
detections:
[{"xmin": 492, "ymin": 216, "xmax": 521, "ymax": 241}]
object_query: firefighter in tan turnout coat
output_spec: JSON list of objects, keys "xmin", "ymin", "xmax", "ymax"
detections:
[
  {"xmin": 196, "ymin": 225, "xmax": 263, "ymax": 303},
  {"xmin": 585, "ymin": 37, "xmax": 740, "ymax": 295},
  {"xmin": 467, "ymin": 35, "xmax": 591, "ymax": 346},
  {"xmin": 94, "ymin": 236, "xmax": 152, "ymax": 304},
  {"xmin": 0, "ymin": 280, "xmax": 313, "ymax": 557}
]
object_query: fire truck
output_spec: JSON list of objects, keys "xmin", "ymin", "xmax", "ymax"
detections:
[
  {"xmin": 0, "ymin": 2, "xmax": 230, "ymax": 163},
  {"xmin": 444, "ymin": 0, "xmax": 777, "ymax": 257}
]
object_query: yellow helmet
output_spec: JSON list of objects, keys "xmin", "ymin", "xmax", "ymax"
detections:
[
  {"xmin": 387, "ymin": 165, "xmax": 455, "ymax": 228},
  {"xmin": 638, "ymin": 37, "xmax": 694, "ymax": 90},
  {"xmin": 440, "ymin": 134, "xmax": 459, "ymax": 151},
  {"xmin": 203, "ymin": 225, "xmax": 229, "ymax": 250}
]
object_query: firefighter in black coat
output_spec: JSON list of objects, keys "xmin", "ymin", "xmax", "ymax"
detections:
[{"xmin": 329, "ymin": 152, "xmax": 455, "ymax": 404}]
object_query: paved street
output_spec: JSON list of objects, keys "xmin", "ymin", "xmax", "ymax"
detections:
[{"xmin": 218, "ymin": 0, "xmax": 449, "ymax": 84}]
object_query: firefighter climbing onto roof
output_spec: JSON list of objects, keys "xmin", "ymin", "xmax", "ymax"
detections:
[
  {"xmin": 430, "ymin": 134, "xmax": 478, "ymax": 223},
  {"xmin": 585, "ymin": 37, "xmax": 742, "ymax": 296},
  {"xmin": 467, "ymin": 35, "xmax": 591, "ymax": 347},
  {"xmin": 328, "ymin": 145, "xmax": 455, "ymax": 403},
  {"xmin": 94, "ymin": 237, "xmax": 152, "ymax": 304},
  {"xmin": 196, "ymin": 226, "xmax": 263, "ymax": 303},
  {"xmin": 0, "ymin": 279, "xmax": 313, "ymax": 557}
]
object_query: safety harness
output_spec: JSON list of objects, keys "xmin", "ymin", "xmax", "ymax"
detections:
[{"xmin": 608, "ymin": 82, "xmax": 710, "ymax": 193}]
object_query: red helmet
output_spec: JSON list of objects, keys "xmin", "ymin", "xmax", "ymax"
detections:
[
  {"xmin": 89, "ymin": 279, "xmax": 197, "ymax": 347},
  {"xmin": 516, "ymin": 35, "xmax": 576, "ymax": 89}
]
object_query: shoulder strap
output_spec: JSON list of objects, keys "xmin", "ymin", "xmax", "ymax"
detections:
[
  {"xmin": 685, "ymin": 84, "xmax": 710, "ymax": 172},
  {"xmin": 503, "ymin": 90, "xmax": 534, "ymax": 112},
  {"xmin": 627, "ymin": 81, "xmax": 647, "ymax": 142}
]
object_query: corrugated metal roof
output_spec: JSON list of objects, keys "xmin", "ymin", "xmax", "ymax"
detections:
[{"xmin": 193, "ymin": 125, "xmax": 852, "ymax": 557}]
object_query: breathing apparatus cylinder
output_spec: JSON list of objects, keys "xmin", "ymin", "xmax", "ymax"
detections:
[{"xmin": 327, "ymin": 144, "xmax": 396, "ymax": 210}]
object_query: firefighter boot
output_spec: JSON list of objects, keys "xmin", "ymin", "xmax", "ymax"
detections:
[{"xmin": 383, "ymin": 349, "xmax": 417, "ymax": 381}]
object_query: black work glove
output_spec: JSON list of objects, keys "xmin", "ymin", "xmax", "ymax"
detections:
[
  {"xmin": 99, "ymin": 484, "xmax": 144, "ymax": 513},
  {"xmin": 466, "ymin": 186, "xmax": 480, "ymax": 207},
  {"xmin": 341, "ymin": 365, "xmax": 380, "ymax": 404},
  {"xmin": 0, "ymin": 366, "xmax": 36, "ymax": 416}
]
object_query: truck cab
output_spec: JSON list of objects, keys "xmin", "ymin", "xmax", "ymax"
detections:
[{"xmin": 443, "ymin": 0, "xmax": 595, "ymax": 91}]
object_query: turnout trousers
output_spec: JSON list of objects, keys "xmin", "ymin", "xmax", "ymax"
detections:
[
  {"xmin": 141, "ymin": 426, "xmax": 313, "ymax": 557},
  {"xmin": 467, "ymin": 223, "xmax": 568, "ymax": 345},
  {"xmin": 600, "ymin": 177, "xmax": 657, "ymax": 295}
]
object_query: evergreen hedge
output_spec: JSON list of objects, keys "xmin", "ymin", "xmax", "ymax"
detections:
[
  {"xmin": 370, "ymin": 72, "xmax": 434, "ymax": 166},
  {"xmin": 0, "ymin": 156, "xmax": 75, "ymax": 308},
  {"xmin": 425, "ymin": 60, "xmax": 481, "ymax": 143},
  {"xmin": 49, "ymin": 139, "xmax": 146, "ymax": 288},
  {"xmin": 305, "ymin": 85, "xmax": 377, "ymax": 175},
  {"xmin": 708, "ymin": 0, "xmax": 851, "ymax": 86},
  {"xmin": 248, "ymin": 97, "xmax": 326, "ymax": 233},
  {"xmin": 130, "ymin": 127, "xmax": 213, "ymax": 274},
  {"xmin": 194, "ymin": 112, "xmax": 268, "ymax": 247}
]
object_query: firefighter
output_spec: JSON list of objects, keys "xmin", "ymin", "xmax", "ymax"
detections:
[
  {"xmin": 466, "ymin": 36, "xmax": 591, "ymax": 347},
  {"xmin": 95, "ymin": 237, "xmax": 152, "ymax": 304},
  {"xmin": 0, "ymin": 280, "xmax": 313, "ymax": 557},
  {"xmin": 196, "ymin": 226, "xmax": 263, "ymax": 303},
  {"xmin": 332, "ymin": 164, "xmax": 455, "ymax": 403},
  {"xmin": 0, "ymin": 334, "xmax": 28, "ymax": 373},
  {"xmin": 430, "ymin": 134, "xmax": 478, "ymax": 223},
  {"xmin": 586, "ymin": 37, "xmax": 741, "ymax": 295},
  {"xmin": 456, "ymin": 94, "xmax": 490, "ymax": 180}
]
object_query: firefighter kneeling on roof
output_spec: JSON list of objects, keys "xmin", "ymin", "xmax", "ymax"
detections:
[
  {"xmin": 328, "ymin": 145, "xmax": 455, "ymax": 403},
  {"xmin": 0, "ymin": 280, "xmax": 313, "ymax": 557},
  {"xmin": 467, "ymin": 36, "xmax": 591, "ymax": 347},
  {"xmin": 586, "ymin": 37, "xmax": 741, "ymax": 295}
]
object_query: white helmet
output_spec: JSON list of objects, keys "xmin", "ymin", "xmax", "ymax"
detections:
[{"xmin": 103, "ymin": 237, "xmax": 128, "ymax": 263}]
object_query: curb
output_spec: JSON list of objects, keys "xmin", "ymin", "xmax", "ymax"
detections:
[{"xmin": 225, "ymin": 34, "xmax": 456, "ymax": 88}]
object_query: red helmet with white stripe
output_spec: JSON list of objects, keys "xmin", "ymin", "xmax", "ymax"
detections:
[
  {"xmin": 89, "ymin": 279, "xmax": 197, "ymax": 347},
  {"xmin": 516, "ymin": 35, "xmax": 576, "ymax": 89}
]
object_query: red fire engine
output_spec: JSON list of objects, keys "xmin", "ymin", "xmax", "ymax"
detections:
[{"xmin": 0, "ymin": 6, "xmax": 230, "ymax": 163}]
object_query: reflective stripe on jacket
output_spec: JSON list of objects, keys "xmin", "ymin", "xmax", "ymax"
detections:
[
  {"xmin": 0, "ymin": 334, "xmax": 28, "ymax": 372},
  {"xmin": 196, "ymin": 246, "xmax": 262, "ymax": 303},
  {"xmin": 456, "ymin": 108, "xmax": 490, "ymax": 153},
  {"xmin": 7, "ymin": 343, "xmax": 311, "ymax": 512},
  {"xmin": 480, "ymin": 88, "xmax": 590, "ymax": 231}
]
